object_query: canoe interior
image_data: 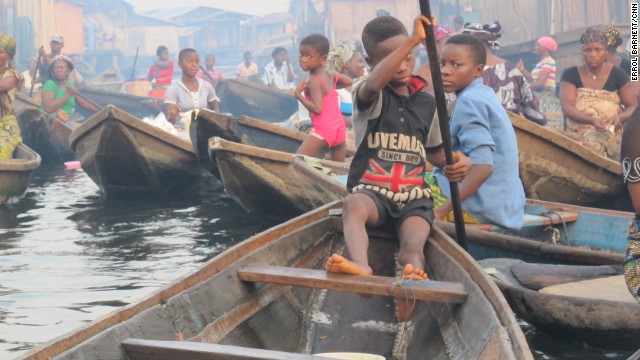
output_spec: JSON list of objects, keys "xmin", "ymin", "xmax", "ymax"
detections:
[
  {"xmin": 216, "ymin": 79, "xmax": 298, "ymax": 123},
  {"xmin": 70, "ymin": 106, "xmax": 207, "ymax": 198},
  {"xmin": 27, "ymin": 202, "xmax": 528, "ymax": 360},
  {"xmin": 480, "ymin": 258, "xmax": 640, "ymax": 351},
  {"xmin": 79, "ymin": 87, "xmax": 164, "ymax": 119},
  {"xmin": 509, "ymin": 112, "xmax": 623, "ymax": 206},
  {"xmin": 0, "ymin": 143, "xmax": 41, "ymax": 202}
]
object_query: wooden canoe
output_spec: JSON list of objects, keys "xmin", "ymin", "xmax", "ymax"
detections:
[
  {"xmin": 69, "ymin": 105, "xmax": 208, "ymax": 198},
  {"xmin": 79, "ymin": 87, "xmax": 164, "ymax": 119},
  {"xmin": 0, "ymin": 143, "xmax": 41, "ymax": 203},
  {"xmin": 15, "ymin": 93, "xmax": 76, "ymax": 162},
  {"xmin": 190, "ymin": 109, "xmax": 307, "ymax": 177},
  {"xmin": 479, "ymin": 258, "xmax": 640, "ymax": 350},
  {"xmin": 85, "ymin": 66, "xmax": 126, "ymax": 93},
  {"xmin": 17, "ymin": 200, "xmax": 532, "ymax": 360},
  {"xmin": 509, "ymin": 111, "xmax": 624, "ymax": 206},
  {"xmin": 209, "ymin": 137, "xmax": 348, "ymax": 218},
  {"xmin": 211, "ymin": 146, "xmax": 631, "ymax": 266},
  {"xmin": 216, "ymin": 78, "xmax": 298, "ymax": 123}
]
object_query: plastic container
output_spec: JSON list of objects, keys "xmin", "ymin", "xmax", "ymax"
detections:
[
  {"xmin": 64, "ymin": 161, "xmax": 82, "ymax": 170},
  {"xmin": 315, "ymin": 353, "xmax": 385, "ymax": 360},
  {"xmin": 125, "ymin": 80, "xmax": 151, "ymax": 97}
]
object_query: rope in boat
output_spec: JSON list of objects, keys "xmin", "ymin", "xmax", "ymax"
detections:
[{"xmin": 540, "ymin": 210, "xmax": 569, "ymax": 245}]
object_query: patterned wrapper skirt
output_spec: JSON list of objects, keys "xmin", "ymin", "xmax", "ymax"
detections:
[
  {"xmin": 626, "ymin": 217, "xmax": 640, "ymax": 302},
  {"xmin": 0, "ymin": 114, "xmax": 22, "ymax": 159}
]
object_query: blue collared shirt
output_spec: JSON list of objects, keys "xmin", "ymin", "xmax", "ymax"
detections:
[{"xmin": 434, "ymin": 77, "xmax": 525, "ymax": 229}]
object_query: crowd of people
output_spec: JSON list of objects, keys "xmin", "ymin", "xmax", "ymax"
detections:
[{"xmin": 1, "ymin": 13, "xmax": 638, "ymax": 305}]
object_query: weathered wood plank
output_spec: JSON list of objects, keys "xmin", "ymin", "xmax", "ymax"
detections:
[
  {"xmin": 238, "ymin": 265, "xmax": 467, "ymax": 303},
  {"xmin": 122, "ymin": 338, "xmax": 328, "ymax": 360}
]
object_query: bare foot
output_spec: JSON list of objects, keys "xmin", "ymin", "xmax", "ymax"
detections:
[
  {"xmin": 325, "ymin": 253, "xmax": 372, "ymax": 275},
  {"xmin": 397, "ymin": 264, "xmax": 429, "ymax": 322}
]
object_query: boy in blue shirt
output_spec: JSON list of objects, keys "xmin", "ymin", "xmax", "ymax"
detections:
[{"xmin": 430, "ymin": 34, "xmax": 525, "ymax": 229}]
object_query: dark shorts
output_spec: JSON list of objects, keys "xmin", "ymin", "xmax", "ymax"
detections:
[{"xmin": 355, "ymin": 188, "xmax": 435, "ymax": 229}]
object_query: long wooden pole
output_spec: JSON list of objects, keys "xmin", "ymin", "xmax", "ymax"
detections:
[
  {"xmin": 29, "ymin": 52, "xmax": 42, "ymax": 98},
  {"xmin": 418, "ymin": 0, "xmax": 467, "ymax": 250},
  {"xmin": 130, "ymin": 46, "xmax": 139, "ymax": 80}
]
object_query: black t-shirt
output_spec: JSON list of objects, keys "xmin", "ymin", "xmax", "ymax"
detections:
[
  {"xmin": 620, "ymin": 57, "xmax": 632, "ymax": 76},
  {"xmin": 560, "ymin": 65, "xmax": 629, "ymax": 92}
]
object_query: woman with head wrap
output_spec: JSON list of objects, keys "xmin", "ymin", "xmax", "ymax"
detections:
[
  {"xmin": 41, "ymin": 55, "xmax": 100, "ymax": 122},
  {"xmin": 0, "ymin": 35, "xmax": 25, "ymax": 159},
  {"xmin": 517, "ymin": 36, "xmax": 558, "ymax": 94},
  {"xmin": 326, "ymin": 42, "xmax": 366, "ymax": 128},
  {"xmin": 603, "ymin": 26, "xmax": 631, "ymax": 76},
  {"xmin": 559, "ymin": 27, "xmax": 636, "ymax": 160},
  {"xmin": 464, "ymin": 21, "xmax": 547, "ymax": 125},
  {"xmin": 415, "ymin": 24, "xmax": 456, "ymax": 104}
]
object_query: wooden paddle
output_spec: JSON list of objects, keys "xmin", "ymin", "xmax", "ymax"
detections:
[
  {"xmin": 29, "ymin": 53, "xmax": 42, "ymax": 97},
  {"xmin": 418, "ymin": 0, "xmax": 467, "ymax": 250},
  {"xmin": 199, "ymin": 65, "xmax": 219, "ymax": 87}
]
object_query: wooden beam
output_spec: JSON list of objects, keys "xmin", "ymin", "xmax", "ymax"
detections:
[
  {"xmin": 122, "ymin": 338, "xmax": 329, "ymax": 360},
  {"xmin": 238, "ymin": 265, "xmax": 467, "ymax": 303}
]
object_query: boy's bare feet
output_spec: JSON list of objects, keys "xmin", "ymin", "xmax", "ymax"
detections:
[
  {"xmin": 397, "ymin": 263, "xmax": 429, "ymax": 322},
  {"xmin": 325, "ymin": 253, "xmax": 372, "ymax": 275}
]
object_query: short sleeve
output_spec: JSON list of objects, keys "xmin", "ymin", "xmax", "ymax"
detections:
[
  {"xmin": 42, "ymin": 80, "xmax": 57, "ymax": 91},
  {"xmin": 164, "ymin": 83, "xmax": 179, "ymax": 104},
  {"xmin": 204, "ymin": 82, "xmax": 219, "ymax": 102},
  {"xmin": 560, "ymin": 66, "xmax": 581, "ymax": 87},
  {"xmin": 425, "ymin": 111, "xmax": 442, "ymax": 149},
  {"xmin": 351, "ymin": 76, "xmax": 384, "ymax": 146},
  {"xmin": 612, "ymin": 66, "xmax": 630, "ymax": 90}
]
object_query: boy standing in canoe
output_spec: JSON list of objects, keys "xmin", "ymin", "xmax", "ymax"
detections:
[{"xmin": 325, "ymin": 15, "xmax": 471, "ymax": 321}]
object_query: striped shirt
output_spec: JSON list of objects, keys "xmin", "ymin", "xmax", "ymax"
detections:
[{"xmin": 531, "ymin": 56, "xmax": 556, "ymax": 93}]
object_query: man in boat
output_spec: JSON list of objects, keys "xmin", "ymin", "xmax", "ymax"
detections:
[
  {"xmin": 622, "ymin": 107, "xmax": 640, "ymax": 302},
  {"xmin": 325, "ymin": 15, "xmax": 471, "ymax": 322},
  {"xmin": 262, "ymin": 47, "xmax": 295, "ymax": 91},
  {"xmin": 236, "ymin": 51, "xmax": 259, "ymax": 82},
  {"xmin": 37, "ymin": 34, "xmax": 65, "ymax": 83}
]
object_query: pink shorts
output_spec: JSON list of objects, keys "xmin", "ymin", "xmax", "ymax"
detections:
[{"xmin": 310, "ymin": 120, "xmax": 346, "ymax": 148}]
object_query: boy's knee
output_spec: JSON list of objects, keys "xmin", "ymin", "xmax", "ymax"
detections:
[{"xmin": 343, "ymin": 193, "xmax": 371, "ymax": 222}]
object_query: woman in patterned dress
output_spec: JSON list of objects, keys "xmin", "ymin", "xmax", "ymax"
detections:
[
  {"xmin": 622, "ymin": 107, "xmax": 640, "ymax": 302},
  {"xmin": 0, "ymin": 35, "xmax": 24, "ymax": 160}
]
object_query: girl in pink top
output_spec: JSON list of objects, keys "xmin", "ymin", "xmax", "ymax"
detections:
[{"xmin": 295, "ymin": 34, "xmax": 352, "ymax": 162}]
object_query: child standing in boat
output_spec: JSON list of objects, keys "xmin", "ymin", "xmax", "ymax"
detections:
[
  {"xmin": 428, "ymin": 34, "xmax": 525, "ymax": 229},
  {"xmin": 325, "ymin": 16, "xmax": 471, "ymax": 321},
  {"xmin": 294, "ymin": 34, "xmax": 352, "ymax": 162}
]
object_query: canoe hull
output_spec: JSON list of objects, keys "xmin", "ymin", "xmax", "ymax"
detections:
[
  {"xmin": 15, "ymin": 94, "xmax": 74, "ymax": 162},
  {"xmin": 482, "ymin": 258, "xmax": 640, "ymax": 351},
  {"xmin": 216, "ymin": 79, "xmax": 298, "ymax": 123},
  {"xmin": 0, "ymin": 143, "xmax": 41, "ymax": 203},
  {"xmin": 79, "ymin": 87, "xmax": 164, "ymax": 119},
  {"xmin": 190, "ymin": 110, "xmax": 306, "ymax": 177},
  {"xmin": 70, "ymin": 106, "xmax": 207, "ymax": 198},
  {"xmin": 209, "ymin": 138, "xmax": 348, "ymax": 218},
  {"xmin": 18, "ymin": 201, "xmax": 531, "ymax": 360},
  {"xmin": 510, "ymin": 112, "xmax": 623, "ymax": 206}
]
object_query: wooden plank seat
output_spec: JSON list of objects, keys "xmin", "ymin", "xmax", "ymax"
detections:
[
  {"xmin": 238, "ymin": 265, "xmax": 467, "ymax": 303},
  {"xmin": 122, "ymin": 338, "xmax": 331, "ymax": 360},
  {"xmin": 466, "ymin": 210, "xmax": 579, "ymax": 232}
]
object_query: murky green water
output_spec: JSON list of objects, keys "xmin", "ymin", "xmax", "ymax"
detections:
[{"xmin": 0, "ymin": 164, "xmax": 634, "ymax": 359}]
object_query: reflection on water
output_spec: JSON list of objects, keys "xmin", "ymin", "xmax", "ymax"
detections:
[
  {"xmin": 0, "ymin": 164, "xmax": 273, "ymax": 358},
  {"xmin": 0, "ymin": 164, "xmax": 634, "ymax": 359}
]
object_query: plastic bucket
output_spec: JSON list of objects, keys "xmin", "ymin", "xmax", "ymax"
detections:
[
  {"xmin": 125, "ymin": 80, "xmax": 151, "ymax": 97},
  {"xmin": 314, "ymin": 353, "xmax": 385, "ymax": 360},
  {"xmin": 64, "ymin": 161, "xmax": 82, "ymax": 170}
]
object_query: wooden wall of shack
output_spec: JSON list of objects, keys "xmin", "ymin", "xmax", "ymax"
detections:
[
  {"xmin": 479, "ymin": 0, "xmax": 632, "ymax": 80},
  {"xmin": 327, "ymin": 0, "xmax": 419, "ymax": 46}
]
